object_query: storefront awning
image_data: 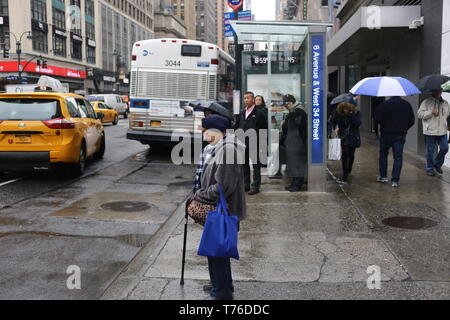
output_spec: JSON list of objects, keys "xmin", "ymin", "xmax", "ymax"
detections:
[{"xmin": 327, "ymin": 6, "xmax": 422, "ymax": 66}]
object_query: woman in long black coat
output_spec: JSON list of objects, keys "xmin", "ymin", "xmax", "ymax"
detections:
[
  {"xmin": 334, "ymin": 102, "xmax": 362, "ymax": 183},
  {"xmin": 281, "ymin": 94, "xmax": 308, "ymax": 192}
]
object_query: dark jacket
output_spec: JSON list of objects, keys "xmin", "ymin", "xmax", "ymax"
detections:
[
  {"xmin": 234, "ymin": 105, "xmax": 268, "ymax": 164},
  {"xmin": 281, "ymin": 105, "xmax": 308, "ymax": 177},
  {"xmin": 234, "ymin": 105, "xmax": 268, "ymax": 133},
  {"xmin": 336, "ymin": 111, "xmax": 362, "ymax": 148},
  {"xmin": 375, "ymin": 97, "xmax": 415, "ymax": 136}
]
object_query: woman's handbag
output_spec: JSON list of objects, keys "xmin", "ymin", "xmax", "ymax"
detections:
[
  {"xmin": 186, "ymin": 195, "xmax": 215, "ymax": 226},
  {"xmin": 197, "ymin": 185, "xmax": 240, "ymax": 260}
]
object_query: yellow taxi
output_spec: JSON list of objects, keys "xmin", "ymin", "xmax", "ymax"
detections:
[
  {"xmin": 0, "ymin": 92, "xmax": 105, "ymax": 176},
  {"xmin": 91, "ymin": 101, "xmax": 119, "ymax": 125}
]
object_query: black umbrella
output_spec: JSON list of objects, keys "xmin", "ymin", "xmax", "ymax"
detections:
[
  {"xmin": 330, "ymin": 93, "xmax": 356, "ymax": 105},
  {"xmin": 189, "ymin": 100, "xmax": 234, "ymax": 121},
  {"xmin": 417, "ymin": 74, "xmax": 450, "ymax": 93}
]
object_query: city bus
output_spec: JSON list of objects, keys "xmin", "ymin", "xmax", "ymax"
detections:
[{"xmin": 127, "ymin": 38, "xmax": 235, "ymax": 147}]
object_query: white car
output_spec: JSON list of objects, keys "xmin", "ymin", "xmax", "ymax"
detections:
[{"xmin": 86, "ymin": 94, "xmax": 128, "ymax": 118}]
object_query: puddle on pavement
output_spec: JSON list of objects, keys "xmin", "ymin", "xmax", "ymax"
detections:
[
  {"xmin": 382, "ymin": 216, "xmax": 438, "ymax": 230},
  {"xmin": 0, "ymin": 230, "xmax": 152, "ymax": 247}
]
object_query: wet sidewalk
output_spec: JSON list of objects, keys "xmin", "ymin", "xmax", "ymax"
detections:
[{"xmin": 101, "ymin": 135, "xmax": 450, "ymax": 300}]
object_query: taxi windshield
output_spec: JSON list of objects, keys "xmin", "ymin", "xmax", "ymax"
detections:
[{"xmin": 0, "ymin": 99, "xmax": 61, "ymax": 121}]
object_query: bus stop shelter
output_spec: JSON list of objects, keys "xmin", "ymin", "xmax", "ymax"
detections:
[{"xmin": 230, "ymin": 20, "xmax": 332, "ymax": 192}]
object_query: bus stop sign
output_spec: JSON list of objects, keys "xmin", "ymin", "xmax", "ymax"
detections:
[{"xmin": 227, "ymin": 0, "xmax": 243, "ymax": 10}]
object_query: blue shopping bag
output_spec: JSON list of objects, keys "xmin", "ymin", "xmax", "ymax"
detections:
[{"xmin": 197, "ymin": 185, "xmax": 239, "ymax": 260}]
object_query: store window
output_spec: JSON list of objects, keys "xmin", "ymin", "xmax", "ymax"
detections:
[
  {"xmin": 53, "ymin": 35, "xmax": 66, "ymax": 57},
  {"xmin": 31, "ymin": 0, "xmax": 47, "ymax": 22},
  {"xmin": 52, "ymin": 8, "xmax": 65, "ymax": 29},
  {"xmin": 71, "ymin": 42, "xmax": 82, "ymax": 60},
  {"xmin": 0, "ymin": 0, "xmax": 8, "ymax": 15},
  {"xmin": 87, "ymin": 45, "xmax": 96, "ymax": 64},
  {"xmin": 33, "ymin": 29, "xmax": 48, "ymax": 53}
]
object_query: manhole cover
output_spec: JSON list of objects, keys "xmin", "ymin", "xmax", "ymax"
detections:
[
  {"xmin": 382, "ymin": 216, "xmax": 437, "ymax": 230},
  {"xmin": 101, "ymin": 201, "xmax": 151, "ymax": 212}
]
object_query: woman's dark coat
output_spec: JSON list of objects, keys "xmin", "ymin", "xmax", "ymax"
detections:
[
  {"xmin": 281, "ymin": 106, "xmax": 308, "ymax": 178},
  {"xmin": 335, "ymin": 111, "xmax": 362, "ymax": 148}
]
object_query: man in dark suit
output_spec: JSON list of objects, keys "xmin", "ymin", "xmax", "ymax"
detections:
[{"xmin": 234, "ymin": 92, "xmax": 268, "ymax": 195}]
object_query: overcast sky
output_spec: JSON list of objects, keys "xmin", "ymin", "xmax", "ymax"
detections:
[{"xmin": 251, "ymin": 0, "xmax": 276, "ymax": 20}]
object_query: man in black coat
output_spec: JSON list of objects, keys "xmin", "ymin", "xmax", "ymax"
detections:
[
  {"xmin": 234, "ymin": 91, "xmax": 268, "ymax": 195},
  {"xmin": 374, "ymin": 96, "xmax": 415, "ymax": 187}
]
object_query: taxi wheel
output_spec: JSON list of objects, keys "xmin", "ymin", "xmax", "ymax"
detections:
[
  {"xmin": 113, "ymin": 115, "xmax": 119, "ymax": 125},
  {"xmin": 94, "ymin": 134, "xmax": 106, "ymax": 160},
  {"xmin": 72, "ymin": 143, "xmax": 86, "ymax": 177}
]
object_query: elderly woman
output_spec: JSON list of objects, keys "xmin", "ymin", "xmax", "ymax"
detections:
[
  {"xmin": 193, "ymin": 114, "xmax": 246, "ymax": 300},
  {"xmin": 334, "ymin": 102, "xmax": 362, "ymax": 183}
]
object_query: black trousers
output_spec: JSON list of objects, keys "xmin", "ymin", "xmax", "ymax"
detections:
[
  {"xmin": 244, "ymin": 144, "xmax": 261, "ymax": 190},
  {"xmin": 207, "ymin": 222, "xmax": 239, "ymax": 299},
  {"xmin": 244, "ymin": 163, "xmax": 261, "ymax": 190},
  {"xmin": 341, "ymin": 145, "xmax": 356, "ymax": 176},
  {"xmin": 207, "ymin": 257, "xmax": 233, "ymax": 299}
]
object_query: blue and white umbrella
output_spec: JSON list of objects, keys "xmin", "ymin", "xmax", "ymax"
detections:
[{"xmin": 350, "ymin": 77, "xmax": 421, "ymax": 97}]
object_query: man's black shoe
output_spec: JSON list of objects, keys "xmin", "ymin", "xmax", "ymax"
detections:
[
  {"xmin": 248, "ymin": 189, "xmax": 260, "ymax": 195},
  {"xmin": 203, "ymin": 284, "xmax": 234, "ymax": 293},
  {"xmin": 203, "ymin": 284, "xmax": 213, "ymax": 292},
  {"xmin": 245, "ymin": 186, "xmax": 250, "ymax": 192},
  {"xmin": 288, "ymin": 186, "xmax": 302, "ymax": 192},
  {"xmin": 204, "ymin": 295, "xmax": 234, "ymax": 301},
  {"xmin": 435, "ymin": 166, "xmax": 443, "ymax": 174},
  {"xmin": 285, "ymin": 184, "xmax": 294, "ymax": 191}
]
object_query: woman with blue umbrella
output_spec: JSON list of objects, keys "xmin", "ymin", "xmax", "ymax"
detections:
[{"xmin": 350, "ymin": 77, "xmax": 420, "ymax": 187}]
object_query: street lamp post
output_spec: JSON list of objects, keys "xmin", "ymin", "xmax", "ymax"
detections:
[
  {"xmin": 112, "ymin": 50, "xmax": 122, "ymax": 93},
  {"xmin": 7, "ymin": 31, "xmax": 32, "ymax": 82}
]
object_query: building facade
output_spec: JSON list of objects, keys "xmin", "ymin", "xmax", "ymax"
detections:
[
  {"xmin": 171, "ymin": 0, "xmax": 196, "ymax": 40},
  {"xmin": 278, "ymin": 0, "xmax": 331, "ymax": 21},
  {"xmin": 154, "ymin": 0, "xmax": 187, "ymax": 39},
  {"xmin": 0, "ymin": 0, "xmax": 154, "ymax": 94},
  {"xmin": 196, "ymin": 0, "xmax": 216, "ymax": 44},
  {"xmin": 327, "ymin": 0, "xmax": 446, "ymax": 163}
]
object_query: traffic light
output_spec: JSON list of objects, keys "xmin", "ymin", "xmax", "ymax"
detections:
[
  {"xmin": 36, "ymin": 59, "xmax": 41, "ymax": 67},
  {"xmin": 42, "ymin": 60, "xmax": 47, "ymax": 68},
  {"xmin": 3, "ymin": 47, "xmax": 8, "ymax": 58}
]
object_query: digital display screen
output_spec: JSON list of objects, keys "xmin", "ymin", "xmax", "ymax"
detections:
[{"xmin": 181, "ymin": 45, "xmax": 202, "ymax": 57}]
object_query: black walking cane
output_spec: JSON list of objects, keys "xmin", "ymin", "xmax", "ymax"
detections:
[{"xmin": 180, "ymin": 198, "xmax": 190, "ymax": 285}]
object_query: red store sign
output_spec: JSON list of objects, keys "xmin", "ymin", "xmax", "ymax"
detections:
[{"xmin": 0, "ymin": 61, "xmax": 86, "ymax": 79}]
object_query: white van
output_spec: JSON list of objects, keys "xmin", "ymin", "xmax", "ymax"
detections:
[{"xmin": 86, "ymin": 94, "xmax": 128, "ymax": 118}]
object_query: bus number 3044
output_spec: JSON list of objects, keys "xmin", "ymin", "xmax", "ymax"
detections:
[{"xmin": 165, "ymin": 60, "xmax": 181, "ymax": 67}]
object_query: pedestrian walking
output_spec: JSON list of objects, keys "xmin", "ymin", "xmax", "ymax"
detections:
[
  {"xmin": 374, "ymin": 96, "xmax": 415, "ymax": 187},
  {"xmin": 193, "ymin": 114, "xmax": 246, "ymax": 300},
  {"xmin": 334, "ymin": 102, "xmax": 362, "ymax": 183},
  {"xmin": 234, "ymin": 91, "xmax": 268, "ymax": 195},
  {"xmin": 280, "ymin": 94, "xmax": 308, "ymax": 191},
  {"xmin": 418, "ymin": 89, "xmax": 450, "ymax": 176}
]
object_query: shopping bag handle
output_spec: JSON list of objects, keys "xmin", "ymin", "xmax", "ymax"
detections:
[{"xmin": 216, "ymin": 184, "xmax": 228, "ymax": 215}]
